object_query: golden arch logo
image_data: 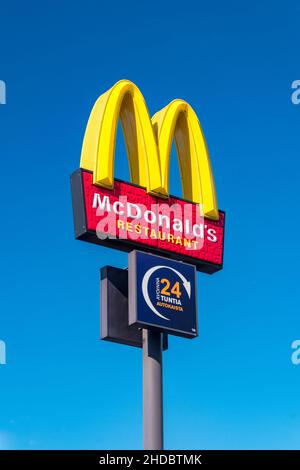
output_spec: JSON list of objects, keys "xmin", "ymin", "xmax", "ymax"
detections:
[
  {"xmin": 71, "ymin": 80, "xmax": 225, "ymax": 274},
  {"xmin": 80, "ymin": 80, "xmax": 219, "ymax": 221}
]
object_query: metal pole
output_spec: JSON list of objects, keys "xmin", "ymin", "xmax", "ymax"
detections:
[{"xmin": 143, "ymin": 329, "xmax": 163, "ymax": 450}]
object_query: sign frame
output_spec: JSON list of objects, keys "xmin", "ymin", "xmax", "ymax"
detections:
[
  {"xmin": 128, "ymin": 250, "xmax": 198, "ymax": 339},
  {"xmin": 71, "ymin": 168, "xmax": 225, "ymax": 274}
]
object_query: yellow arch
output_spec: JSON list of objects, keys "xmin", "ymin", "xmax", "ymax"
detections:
[
  {"xmin": 80, "ymin": 80, "xmax": 219, "ymax": 220},
  {"xmin": 152, "ymin": 100, "xmax": 219, "ymax": 220},
  {"xmin": 80, "ymin": 80, "xmax": 164, "ymax": 195}
]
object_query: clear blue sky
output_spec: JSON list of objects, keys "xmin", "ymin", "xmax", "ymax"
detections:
[{"xmin": 0, "ymin": 0, "xmax": 299, "ymax": 450}]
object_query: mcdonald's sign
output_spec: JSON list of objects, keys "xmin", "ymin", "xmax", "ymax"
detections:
[{"xmin": 71, "ymin": 80, "xmax": 225, "ymax": 273}]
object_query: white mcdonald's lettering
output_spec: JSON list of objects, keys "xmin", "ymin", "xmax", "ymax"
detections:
[
  {"xmin": 144, "ymin": 210, "xmax": 157, "ymax": 224},
  {"xmin": 92, "ymin": 194, "xmax": 111, "ymax": 211},
  {"xmin": 127, "ymin": 203, "xmax": 142, "ymax": 219},
  {"xmin": 92, "ymin": 192, "xmax": 218, "ymax": 242}
]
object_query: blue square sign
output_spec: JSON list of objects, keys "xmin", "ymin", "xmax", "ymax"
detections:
[{"xmin": 129, "ymin": 251, "xmax": 198, "ymax": 338}]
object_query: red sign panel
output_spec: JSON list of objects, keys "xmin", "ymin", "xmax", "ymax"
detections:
[{"xmin": 71, "ymin": 169, "xmax": 225, "ymax": 273}]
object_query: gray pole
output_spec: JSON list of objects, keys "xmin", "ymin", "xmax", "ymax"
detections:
[{"xmin": 143, "ymin": 329, "xmax": 163, "ymax": 450}]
